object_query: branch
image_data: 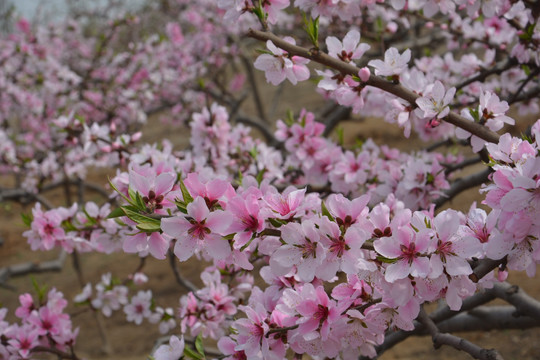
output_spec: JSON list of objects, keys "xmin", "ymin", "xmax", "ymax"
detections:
[
  {"xmin": 167, "ymin": 249, "xmax": 199, "ymax": 294},
  {"xmin": 418, "ymin": 307, "xmax": 504, "ymax": 360},
  {"xmin": 235, "ymin": 113, "xmax": 278, "ymax": 145},
  {"xmin": 434, "ymin": 168, "xmax": 491, "ymax": 208},
  {"xmin": 246, "ymin": 29, "xmax": 500, "ymax": 144},
  {"xmin": 322, "ymin": 105, "xmax": 352, "ymax": 137},
  {"xmin": 240, "ymin": 54, "xmax": 269, "ymax": 124},
  {"xmin": 508, "ymin": 85, "xmax": 540, "ymax": 105},
  {"xmin": 469, "ymin": 257, "xmax": 506, "ymax": 283},
  {"xmin": 455, "ymin": 60, "xmax": 516, "ymax": 91},
  {"xmin": 31, "ymin": 346, "xmax": 80, "ymax": 360},
  {"xmin": 376, "ymin": 287, "xmax": 498, "ymax": 355},
  {"xmin": 0, "ymin": 188, "xmax": 54, "ymax": 209},
  {"xmin": 492, "ymin": 282, "xmax": 540, "ymax": 320},
  {"xmin": 444, "ymin": 156, "xmax": 482, "ymax": 175},
  {"xmin": 507, "ymin": 68, "xmax": 540, "ymax": 104},
  {"xmin": 0, "ymin": 250, "xmax": 67, "ymax": 287},
  {"xmin": 436, "ymin": 306, "xmax": 538, "ymax": 333}
]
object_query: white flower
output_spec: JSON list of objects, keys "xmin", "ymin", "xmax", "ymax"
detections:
[
  {"xmin": 368, "ymin": 48, "xmax": 411, "ymax": 76},
  {"xmin": 415, "ymin": 81, "xmax": 456, "ymax": 119}
]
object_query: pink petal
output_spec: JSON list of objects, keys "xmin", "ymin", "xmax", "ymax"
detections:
[
  {"xmin": 174, "ymin": 237, "xmax": 197, "ymax": 261},
  {"xmin": 154, "ymin": 173, "xmax": 176, "ymax": 195},
  {"xmin": 187, "ymin": 197, "xmax": 210, "ymax": 222}
]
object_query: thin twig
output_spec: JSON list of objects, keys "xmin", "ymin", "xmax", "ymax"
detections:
[
  {"xmin": 434, "ymin": 168, "xmax": 491, "ymax": 208},
  {"xmin": 168, "ymin": 249, "xmax": 199, "ymax": 294}
]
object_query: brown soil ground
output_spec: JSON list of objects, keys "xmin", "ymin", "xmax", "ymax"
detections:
[{"xmin": 1, "ymin": 75, "xmax": 540, "ymax": 360}]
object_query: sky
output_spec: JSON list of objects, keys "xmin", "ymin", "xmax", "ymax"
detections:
[{"xmin": 12, "ymin": 0, "xmax": 145, "ymax": 21}]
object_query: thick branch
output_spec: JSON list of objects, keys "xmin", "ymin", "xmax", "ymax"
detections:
[
  {"xmin": 436, "ymin": 306, "xmax": 538, "ymax": 333},
  {"xmin": 418, "ymin": 307, "xmax": 504, "ymax": 360},
  {"xmin": 247, "ymin": 29, "xmax": 500, "ymax": 144},
  {"xmin": 377, "ymin": 288, "xmax": 498, "ymax": 355},
  {"xmin": 0, "ymin": 250, "xmax": 67, "ymax": 286},
  {"xmin": 492, "ymin": 282, "xmax": 540, "ymax": 320}
]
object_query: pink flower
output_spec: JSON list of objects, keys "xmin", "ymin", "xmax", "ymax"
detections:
[
  {"xmin": 129, "ymin": 165, "xmax": 176, "ymax": 213},
  {"xmin": 227, "ymin": 194, "xmax": 264, "ymax": 249},
  {"xmin": 124, "ymin": 290, "xmax": 153, "ymax": 325},
  {"xmin": 263, "ymin": 187, "xmax": 306, "ymax": 219},
  {"xmin": 325, "ymin": 193, "xmax": 370, "ymax": 228},
  {"xmin": 318, "ymin": 217, "xmax": 372, "ymax": 276},
  {"xmin": 295, "ymin": 284, "xmax": 344, "ymax": 341},
  {"xmin": 161, "ymin": 197, "xmax": 233, "ymax": 261},
  {"xmin": 234, "ymin": 303, "xmax": 269, "ymax": 357},
  {"xmin": 6, "ymin": 326, "xmax": 40, "ymax": 359},
  {"xmin": 217, "ymin": 337, "xmax": 248, "ymax": 360},
  {"xmin": 270, "ymin": 220, "xmax": 326, "ymax": 282},
  {"xmin": 15, "ymin": 294, "xmax": 34, "ymax": 320},
  {"xmin": 368, "ymin": 48, "xmax": 411, "ymax": 76},
  {"xmin": 123, "ymin": 231, "xmax": 170, "ymax": 260},
  {"xmin": 374, "ymin": 227, "xmax": 431, "ymax": 282},
  {"xmin": 254, "ymin": 38, "xmax": 310, "ymax": 86},
  {"xmin": 428, "ymin": 210, "xmax": 482, "ymax": 278},
  {"xmin": 184, "ymin": 172, "xmax": 235, "ymax": 209},
  {"xmin": 153, "ymin": 335, "xmax": 185, "ymax": 360}
]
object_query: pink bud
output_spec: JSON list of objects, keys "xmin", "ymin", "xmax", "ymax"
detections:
[
  {"xmin": 426, "ymin": 22, "xmax": 434, "ymax": 29},
  {"xmin": 386, "ymin": 22, "xmax": 398, "ymax": 33},
  {"xmin": 497, "ymin": 270, "xmax": 508, "ymax": 282},
  {"xmin": 132, "ymin": 272, "xmax": 148, "ymax": 285},
  {"xmin": 131, "ymin": 132, "xmax": 142, "ymax": 142},
  {"xmin": 358, "ymin": 67, "xmax": 371, "ymax": 82},
  {"xmin": 440, "ymin": 23, "xmax": 448, "ymax": 30}
]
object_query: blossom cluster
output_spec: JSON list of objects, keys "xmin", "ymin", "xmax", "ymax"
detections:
[
  {"xmin": 74, "ymin": 273, "xmax": 176, "ymax": 334},
  {"xmin": 0, "ymin": 289, "xmax": 78, "ymax": 359},
  {"xmin": 4, "ymin": 0, "xmax": 540, "ymax": 358}
]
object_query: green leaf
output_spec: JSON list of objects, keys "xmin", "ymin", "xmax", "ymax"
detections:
[
  {"xmin": 21, "ymin": 212, "xmax": 33, "ymax": 227},
  {"xmin": 108, "ymin": 177, "xmax": 136, "ymax": 206},
  {"xmin": 82, "ymin": 208, "xmax": 98, "ymax": 225},
  {"xmin": 321, "ymin": 201, "xmax": 335, "ymax": 222},
  {"xmin": 31, "ymin": 277, "xmax": 47, "ymax": 304},
  {"xmin": 183, "ymin": 346, "xmax": 204, "ymax": 360},
  {"xmin": 268, "ymin": 218, "xmax": 287, "ymax": 228},
  {"xmin": 285, "ymin": 109, "xmax": 295, "ymax": 126},
  {"xmin": 256, "ymin": 168, "xmax": 267, "ymax": 185},
  {"xmin": 107, "ymin": 207, "xmax": 126, "ymax": 219},
  {"xmin": 128, "ymin": 188, "xmax": 146, "ymax": 211},
  {"xmin": 195, "ymin": 333, "xmax": 205, "ymax": 356},
  {"xmin": 121, "ymin": 207, "xmax": 161, "ymax": 227},
  {"xmin": 61, "ymin": 220, "xmax": 78, "ymax": 232},
  {"xmin": 302, "ymin": 13, "xmax": 319, "ymax": 48},
  {"xmin": 136, "ymin": 222, "xmax": 162, "ymax": 232},
  {"xmin": 179, "ymin": 177, "xmax": 194, "ymax": 204},
  {"xmin": 336, "ymin": 127, "xmax": 344, "ymax": 146},
  {"xmin": 249, "ymin": 146, "xmax": 258, "ymax": 160},
  {"xmin": 468, "ymin": 107, "xmax": 480, "ymax": 122},
  {"xmin": 252, "ymin": 1, "xmax": 267, "ymax": 24},
  {"xmin": 376, "ymin": 256, "xmax": 397, "ymax": 264}
]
